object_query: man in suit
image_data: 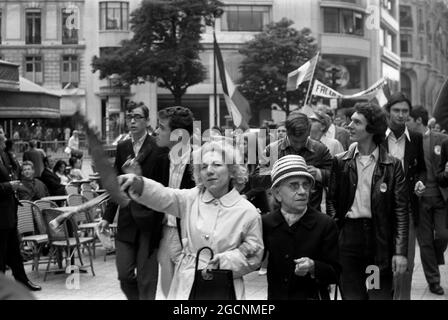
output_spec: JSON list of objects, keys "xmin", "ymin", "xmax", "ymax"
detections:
[
  {"xmin": 0, "ymin": 129, "xmax": 41, "ymax": 292},
  {"xmin": 38, "ymin": 156, "xmax": 67, "ymax": 196},
  {"xmin": 408, "ymin": 106, "xmax": 448, "ymax": 295},
  {"xmin": 153, "ymin": 106, "xmax": 196, "ymax": 299},
  {"xmin": 383, "ymin": 92, "xmax": 426, "ymax": 300},
  {"xmin": 98, "ymin": 101, "xmax": 168, "ymax": 300}
]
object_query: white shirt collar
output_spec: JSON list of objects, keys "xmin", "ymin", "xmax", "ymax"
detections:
[
  {"xmin": 201, "ymin": 188, "xmax": 242, "ymax": 207},
  {"xmin": 386, "ymin": 127, "xmax": 411, "ymax": 142},
  {"xmin": 354, "ymin": 145, "xmax": 379, "ymax": 160},
  {"xmin": 131, "ymin": 133, "xmax": 147, "ymax": 145}
]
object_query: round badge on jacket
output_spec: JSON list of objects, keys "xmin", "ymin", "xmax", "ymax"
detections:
[
  {"xmin": 435, "ymin": 145, "xmax": 441, "ymax": 156},
  {"xmin": 380, "ymin": 183, "xmax": 387, "ymax": 193}
]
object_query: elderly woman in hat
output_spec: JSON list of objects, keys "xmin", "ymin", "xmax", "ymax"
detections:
[
  {"xmin": 119, "ymin": 139, "xmax": 264, "ymax": 300},
  {"xmin": 262, "ymin": 155, "xmax": 340, "ymax": 300}
]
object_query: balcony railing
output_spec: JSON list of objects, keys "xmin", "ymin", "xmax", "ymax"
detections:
[{"xmin": 25, "ymin": 35, "xmax": 42, "ymax": 44}]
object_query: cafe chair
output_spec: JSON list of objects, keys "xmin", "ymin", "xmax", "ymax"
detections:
[
  {"xmin": 41, "ymin": 208, "xmax": 95, "ymax": 281},
  {"xmin": 17, "ymin": 200, "xmax": 49, "ymax": 272},
  {"xmin": 66, "ymin": 184, "xmax": 79, "ymax": 195}
]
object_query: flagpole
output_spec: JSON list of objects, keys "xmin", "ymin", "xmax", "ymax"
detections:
[
  {"xmin": 213, "ymin": 31, "xmax": 218, "ymax": 128},
  {"xmin": 303, "ymin": 52, "xmax": 319, "ymax": 106}
]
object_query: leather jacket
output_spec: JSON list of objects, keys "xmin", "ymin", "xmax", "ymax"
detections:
[{"xmin": 327, "ymin": 145, "xmax": 409, "ymax": 271}]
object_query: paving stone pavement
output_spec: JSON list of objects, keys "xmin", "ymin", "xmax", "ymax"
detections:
[{"xmin": 2, "ymin": 242, "xmax": 446, "ymax": 300}]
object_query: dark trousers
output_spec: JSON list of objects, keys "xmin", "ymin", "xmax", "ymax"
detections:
[
  {"xmin": 416, "ymin": 195, "xmax": 448, "ymax": 285},
  {"xmin": 115, "ymin": 231, "xmax": 158, "ymax": 300},
  {"xmin": 339, "ymin": 218, "xmax": 393, "ymax": 300},
  {"xmin": 0, "ymin": 228, "xmax": 29, "ymax": 283}
]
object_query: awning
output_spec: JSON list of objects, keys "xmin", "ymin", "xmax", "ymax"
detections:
[{"xmin": 0, "ymin": 77, "xmax": 60, "ymax": 118}]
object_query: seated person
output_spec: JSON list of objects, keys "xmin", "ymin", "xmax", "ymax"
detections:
[
  {"xmin": 38, "ymin": 156, "xmax": 67, "ymax": 196},
  {"xmin": 69, "ymin": 157, "xmax": 85, "ymax": 180},
  {"xmin": 262, "ymin": 155, "xmax": 340, "ymax": 300},
  {"xmin": 17, "ymin": 161, "xmax": 49, "ymax": 201},
  {"xmin": 53, "ymin": 160, "xmax": 71, "ymax": 185}
]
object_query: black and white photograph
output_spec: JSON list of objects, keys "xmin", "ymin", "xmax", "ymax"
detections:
[{"xmin": 1, "ymin": 0, "xmax": 448, "ymax": 307}]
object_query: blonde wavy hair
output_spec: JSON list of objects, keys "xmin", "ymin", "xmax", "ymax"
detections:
[{"xmin": 192, "ymin": 139, "xmax": 248, "ymax": 192}]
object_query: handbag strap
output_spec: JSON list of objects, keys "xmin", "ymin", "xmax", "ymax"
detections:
[{"xmin": 194, "ymin": 246, "xmax": 214, "ymax": 271}]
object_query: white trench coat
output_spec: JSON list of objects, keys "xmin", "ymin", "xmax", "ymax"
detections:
[{"xmin": 131, "ymin": 178, "xmax": 264, "ymax": 300}]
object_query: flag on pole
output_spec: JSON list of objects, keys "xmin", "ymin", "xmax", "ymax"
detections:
[
  {"xmin": 214, "ymin": 34, "xmax": 250, "ymax": 129},
  {"xmin": 373, "ymin": 80, "xmax": 391, "ymax": 108},
  {"xmin": 286, "ymin": 54, "xmax": 319, "ymax": 92}
]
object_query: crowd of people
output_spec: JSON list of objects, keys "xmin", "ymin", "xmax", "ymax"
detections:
[{"xmin": 2, "ymin": 93, "xmax": 448, "ymax": 301}]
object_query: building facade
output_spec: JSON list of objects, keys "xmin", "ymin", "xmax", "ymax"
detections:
[
  {"xmin": 157, "ymin": 0, "xmax": 402, "ymax": 127},
  {"xmin": 399, "ymin": 0, "xmax": 448, "ymax": 115},
  {"xmin": 0, "ymin": 0, "xmax": 156, "ymax": 141}
]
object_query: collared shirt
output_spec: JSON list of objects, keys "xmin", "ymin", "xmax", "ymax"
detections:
[
  {"xmin": 386, "ymin": 127, "xmax": 411, "ymax": 169},
  {"xmin": 346, "ymin": 146, "xmax": 379, "ymax": 219},
  {"xmin": 165, "ymin": 146, "xmax": 191, "ymax": 227},
  {"xmin": 281, "ymin": 207, "xmax": 307, "ymax": 227},
  {"xmin": 131, "ymin": 133, "xmax": 147, "ymax": 157}
]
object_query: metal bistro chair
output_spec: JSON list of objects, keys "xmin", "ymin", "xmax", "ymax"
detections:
[
  {"xmin": 41, "ymin": 208, "xmax": 95, "ymax": 281},
  {"xmin": 80, "ymin": 183, "xmax": 94, "ymax": 192},
  {"xmin": 81, "ymin": 190, "xmax": 103, "ymax": 222},
  {"xmin": 66, "ymin": 184, "xmax": 79, "ymax": 195},
  {"xmin": 17, "ymin": 200, "xmax": 48, "ymax": 272},
  {"xmin": 67, "ymin": 194, "xmax": 100, "ymax": 257},
  {"xmin": 34, "ymin": 199, "xmax": 59, "ymax": 212}
]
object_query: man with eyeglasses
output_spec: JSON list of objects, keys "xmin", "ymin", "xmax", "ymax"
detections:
[
  {"xmin": 262, "ymin": 155, "xmax": 340, "ymax": 300},
  {"xmin": 98, "ymin": 101, "xmax": 168, "ymax": 300},
  {"xmin": 327, "ymin": 102, "xmax": 409, "ymax": 300}
]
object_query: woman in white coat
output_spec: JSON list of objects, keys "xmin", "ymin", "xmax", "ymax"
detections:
[{"xmin": 119, "ymin": 140, "xmax": 264, "ymax": 300}]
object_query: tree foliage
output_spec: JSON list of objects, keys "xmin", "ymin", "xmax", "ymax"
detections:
[
  {"xmin": 91, "ymin": 0, "xmax": 223, "ymax": 104},
  {"xmin": 239, "ymin": 18, "xmax": 319, "ymax": 115}
]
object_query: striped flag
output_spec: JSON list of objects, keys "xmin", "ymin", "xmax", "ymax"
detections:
[
  {"xmin": 286, "ymin": 54, "xmax": 319, "ymax": 92},
  {"xmin": 214, "ymin": 34, "xmax": 250, "ymax": 129}
]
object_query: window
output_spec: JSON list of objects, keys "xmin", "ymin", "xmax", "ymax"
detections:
[
  {"xmin": 419, "ymin": 37, "xmax": 425, "ymax": 59},
  {"xmin": 323, "ymin": 8, "xmax": 364, "ymax": 36},
  {"xmin": 400, "ymin": 34, "xmax": 412, "ymax": 56},
  {"xmin": 381, "ymin": 27, "xmax": 397, "ymax": 53},
  {"xmin": 382, "ymin": 0, "xmax": 396, "ymax": 16},
  {"xmin": 24, "ymin": 56, "xmax": 43, "ymax": 83},
  {"xmin": 62, "ymin": 8, "xmax": 78, "ymax": 44},
  {"xmin": 399, "ymin": 6, "xmax": 413, "ymax": 28},
  {"xmin": 417, "ymin": 8, "xmax": 424, "ymax": 32},
  {"xmin": 221, "ymin": 6, "xmax": 270, "ymax": 32},
  {"xmin": 26, "ymin": 11, "xmax": 41, "ymax": 44},
  {"xmin": 61, "ymin": 55, "xmax": 79, "ymax": 88},
  {"xmin": 99, "ymin": 2, "xmax": 129, "ymax": 30}
]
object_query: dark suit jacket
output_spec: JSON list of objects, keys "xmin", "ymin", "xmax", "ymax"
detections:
[
  {"xmin": 0, "ymin": 149, "xmax": 19, "ymax": 230},
  {"xmin": 383, "ymin": 129, "xmax": 426, "ymax": 225},
  {"xmin": 435, "ymin": 133, "xmax": 448, "ymax": 194},
  {"xmin": 423, "ymin": 132, "xmax": 448, "ymax": 201},
  {"xmin": 38, "ymin": 168, "xmax": 67, "ymax": 196},
  {"xmin": 262, "ymin": 207, "xmax": 340, "ymax": 300},
  {"xmin": 103, "ymin": 135, "xmax": 168, "ymax": 254}
]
